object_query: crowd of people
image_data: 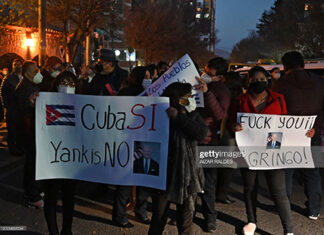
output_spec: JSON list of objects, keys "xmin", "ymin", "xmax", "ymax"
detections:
[{"xmin": 0, "ymin": 49, "xmax": 323, "ymax": 235}]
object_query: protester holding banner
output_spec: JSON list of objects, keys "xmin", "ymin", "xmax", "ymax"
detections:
[
  {"xmin": 148, "ymin": 82, "xmax": 209, "ymax": 235},
  {"xmin": 228, "ymin": 66, "xmax": 295, "ymax": 235},
  {"xmin": 43, "ymin": 71, "xmax": 78, "ymax": 235},
  {"xmin": 112, "ymin": 66, "xmax": 151, "ymax": 227},
  {"xmin": 273, "ymin": 51, "xmax": 324, "ymax": 221},
  {"xmin": 198, "ymin": 57, "xmax": 232, "ymax": 232},
  {"xmin": 11, "ymin": 61, "xmax": 43, "ymax": 208}
]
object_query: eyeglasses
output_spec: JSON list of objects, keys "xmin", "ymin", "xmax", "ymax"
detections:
[
  {"xmin": 181, "ymin": 94, "xmax": 194, "ymax": 100},
  {"xmin": 59, "ymin": 80, "xmax": 75, "ymax": 86}
]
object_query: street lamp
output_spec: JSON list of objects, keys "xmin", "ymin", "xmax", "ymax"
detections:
[
  {"xmin": 25, "ymin": 32, "xmax": 34, "ymax": 60},
  {"xmin": 25, "ymin": 33, "xmax": 34, "ymax": 49},
  {"xmin": 115, "ymin": 50, "xmax": 121, "ymax": 56}
]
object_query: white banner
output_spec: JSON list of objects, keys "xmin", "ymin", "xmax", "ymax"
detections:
[
  {"xmin": 139, "ymin": 54, "xmax": 204, "ymax": 107},
  {"xmin": 236, "ymin": 113, "xmax": 316, "ymax": 170},
  {"xmin": 36, "ymin": 92, "xmax": 170, "ymax": 190}
]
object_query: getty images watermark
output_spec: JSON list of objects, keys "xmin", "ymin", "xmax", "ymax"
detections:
[
  {"xmin": 0, "ymin": 226, "xmax": 27, "ymax": 231},
  {"xmin": 197, "ymin": 146, "xmax": 324, "ymax": 169}
]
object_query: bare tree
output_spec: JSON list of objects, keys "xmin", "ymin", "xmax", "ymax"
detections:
[{"xmin": 0, "ymin": 0, "xmax": 116, "ymax": 63}]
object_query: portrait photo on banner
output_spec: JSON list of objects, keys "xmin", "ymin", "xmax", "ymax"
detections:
[
  {"xmin": 266, "ymin": 132, "xmax": 283, "ymax": 149},
  {"xmin": 133, "ymin": 141, "xmax": 161, "ymax": 176}
]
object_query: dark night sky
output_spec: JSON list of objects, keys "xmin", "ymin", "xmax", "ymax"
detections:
[{"xmin": 215, "ymin": 0, "xmax": 276, "ymax": 53}]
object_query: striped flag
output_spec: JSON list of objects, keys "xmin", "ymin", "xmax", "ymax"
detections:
[{"xmin": 46, "ymin": 105, "xmax": 75, "ymax": 126}]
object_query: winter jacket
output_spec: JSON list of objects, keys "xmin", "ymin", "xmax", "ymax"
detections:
[
  {"xmin": 198, "ymin": 81, "xmax": 231, "ymax": 145},
  {"xmin": 273, "ymin": 69, "xmax": 324, "ymax": 133},
  {"xmin": 227, "ymin": 89, "xmax": 287, "ymax": 136},
  {"xmin": 167, "ymin": 110, "xmax": 209, "ymax": 209},
  {"xmin": 83, "ymin": 66, "xmax": 128, "ymax": 95},
  {"xmin": 0, "ymin": 73, "xmax": 21, "ymax": 109},
  {"xmin": 10, "ymin": 78, "xmax": 39, "ymax": 151}
]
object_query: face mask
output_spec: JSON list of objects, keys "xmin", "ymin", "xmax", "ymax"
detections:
[
  {"xmin": 51, "ymin": 70, "xmax": 60, "ymax": 78},
  {"xmin": 184, "ymin": 97, "xmax": 197, "ymax": 113},
  {"xmin": 142, "ymin": 79, "xmax": 152, "ymax": 89},
  {"xmin": 95, "ymin": 63, "xmax": 103, "ymax": 73},
  {"xmin": 88, "ymin": 75, "xmax": 94, "ymax": 83},
  {"xmin": 201, "ymin": 73, "xmax": 213, "ymax": 84},
  {"xmin": 274, "ymin": 73, "xmax": 281, "ymax": 79},
  {"xmin": 58, "ymin": 85, "xmax": 75, "ymax": 94},
  {"xmin": 249, "ymin": 81, "xmax": 267, "ymax": 94},
  {"xmin": 14, "ymin": 67, "xmax": 21, "ymax": 74},
  {"xmin": 33, "ymin": 72, "xmax": 43, "ymax": 84}
]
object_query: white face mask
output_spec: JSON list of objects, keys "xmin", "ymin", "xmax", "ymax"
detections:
[
  {"xmin": 58, "ymin": 85, "xmax": 75, "ymax": 94},
  {"xmin": 201, "ymin": 73, "xmax": 213, "ymax": 84},
  {"xmin": 184, "ymin": 97, "xmax": 197, "ymax": 113},
  {"xmin": 51, "ymin": 70, "xmax": 60, "ymax": 78},
  {"xmin": 274, "ymin": 72, "xmax": 281, "ymax": 79},
  {"xmin": 33, "ymin": 72, "xmax": 43, "ymax": 84},
  {"xmin": 88, "ymin": 75, "xmax": 94, "ymax": 83},
  {"xmin": 142, "ymin": 78, "xmax": 152, "ymax": 89}
]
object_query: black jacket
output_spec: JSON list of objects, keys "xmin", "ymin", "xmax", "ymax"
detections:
[
  {"xmin": 118, "ymin": 84, "xmax": 143, "ymax": 96},
  {"xmin": 39, "ymin": 69, "xmax": 54, "ymax": 92},
  {"xmin": 0, "ymin": 73, "xmax": 21, "ymax": 109},
  {"xmin": 273, "ymin": 69, "xmax": 324, "ymax": 133},
  {"xmin": 133, "ymin": 158, "xmax": 159, "ymax": 176},
  {"xmin": 167, "ymin": 110, "xmax": 209, "ymax": 208},
  {"xmin": 84, "ymin": 66, "xmax": 128, "ymax": 95},
  {"xmin": 10, "ymin": 78, "xmax": 39, "ymax": 150}
]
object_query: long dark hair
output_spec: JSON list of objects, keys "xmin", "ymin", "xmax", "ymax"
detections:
[
  {"xmin": 129, "ymin": 66, "xmax": 147, "ymax": 86},
  {"xmin": 162, "ymin": 82, "xmax": 192, "ymax": 110}
]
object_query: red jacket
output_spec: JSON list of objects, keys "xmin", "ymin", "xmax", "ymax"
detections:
[{"xmin": 227, "ymin": 89, "xmax": 287, "ymax": 135}]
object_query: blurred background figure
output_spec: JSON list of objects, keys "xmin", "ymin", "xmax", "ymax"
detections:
[
  {"xmin": 0, "ymin": 59, "xmax": 24, "ymax": 156},
  {"xmin": 268, "ymin": 67, "xmax": 281, "ymax": 89}
]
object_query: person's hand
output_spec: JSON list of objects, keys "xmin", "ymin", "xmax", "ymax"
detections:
[
  {"xmin": 233, "ymin": 123, "xmax": 243, "ymax": 132},
  {"xmin": 194, "ymin": 77, "xmax": 208, "ymax": 93},
  {"xmin": 306, "ymin": 128, "xmax": 315, "ymax": 138},
  {"xmin": 166, "ymin": 107, "xmax": 178, "ymax": 119},
  {"xmin": 29, "ymin": 92, "xmax": 39, "ymax": 107}
]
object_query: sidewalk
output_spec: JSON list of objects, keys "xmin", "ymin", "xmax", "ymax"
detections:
[{"xmin": 0, "ymin": 122, "xmax": 24, "ymax": 172}]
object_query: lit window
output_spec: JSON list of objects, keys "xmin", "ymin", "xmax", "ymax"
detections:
[
  {"xmin": 196, "ymin": 13, "xmax": 201, "ymax": 19},
  {"xmin": 204, "ymin": 13, "xmax": 209, "ymax": 18},
  {"xmin": 304, "ymin": 3, "xmax": 309, "ymax": 11},
  {"xmin": 197, "ymin": 7, "xmax": 201, "ymax": 12}
]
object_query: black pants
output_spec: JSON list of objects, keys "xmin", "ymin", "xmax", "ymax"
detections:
[
  {"xmin": 285, "ymin": 134, "xmax": 322, "ymax": 216},
  {"xmin": 44, "ymin": 179, "xmax": 76, "ymax": 235},
  {"xmin": 149, "ymin": 191, "xmax": 196, "ymax": 235},
  {"xmin": 23, "ymin": 147, "xmax": 41, "ymax": 202},
  {"xmin": 216, "ymin": 168, "xmax": 234, "ymax": 201},
  {"xmin": 200, "ymin": 168, "xmax": 218, "ymax": 224},
  {"xmin": 6, "ymin": 114, "xmax": 21, "ymax": 154},
  {"xmin": 241, "ymin": 169, "xmax": 293, "ymax": 233},
  {"xmin": 112, "ymin": 186, "xmax": 149, "ymax": 224}
]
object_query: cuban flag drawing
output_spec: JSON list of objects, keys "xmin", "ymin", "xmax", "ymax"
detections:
[{"xmin": 46, "ymin": 105, "xmax": 75, "ymax": 126}]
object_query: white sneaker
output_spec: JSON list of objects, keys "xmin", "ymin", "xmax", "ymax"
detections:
[
  {"xmin": 285, "ymin": 233, "xmax": 294, "ymax": 235},
  {"xmin": 308, "ymin": 214, "xmax": 319, "ymax": 220},
  {"xmin": 242, "ymin": 223, "xmax": 256, "ymax": 235}
]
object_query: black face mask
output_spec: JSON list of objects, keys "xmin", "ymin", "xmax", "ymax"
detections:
[
  {"xmin": 95, "ymin": 63, "xmax": 103, "ymax": 73},
  {"xmin": 249, "ymin": 81, "xmax": 267, "ymax": 94},
  {"xmin": 14, "ymin": 67, "xmax": 21, "ymax": 74}
]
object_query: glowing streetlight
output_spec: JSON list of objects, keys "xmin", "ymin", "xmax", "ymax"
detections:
[
  {"xmin": 25, "ymin": 33, "xmax": 34, "ymax": 49},
  {"xmin": 115, "ymin": 50, "xmax": 121, "ymax": 56}
]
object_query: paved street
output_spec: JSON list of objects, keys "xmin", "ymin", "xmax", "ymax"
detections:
[{"xmin": 0, "ymin": 123, "xmax": 324, "ymax": 235}]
